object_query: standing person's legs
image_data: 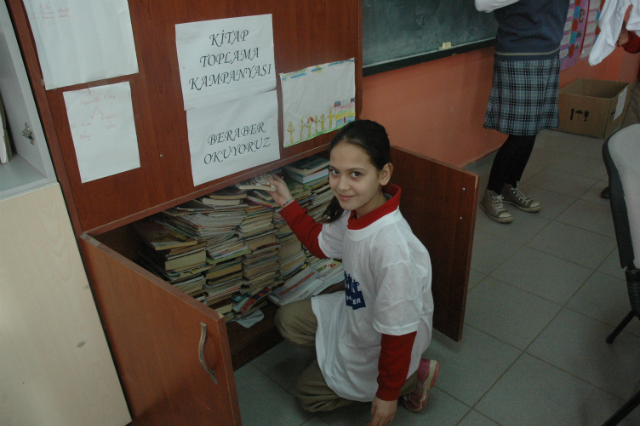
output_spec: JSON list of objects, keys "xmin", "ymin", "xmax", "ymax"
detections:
[
  {"xmin": 481, "ymin": 135, "xmax": 519, "ymax": 223},
  {"xmin": 481, "ymin": 134, "xmax": 540, "ymax": 222},
  {"xmin": 486, "ymin": 134, "xmax": 536, "ymax": 193},
  {"xmin": 499, "ymin": 134, "xmax": 541, "ymax": 212},
  {"xmin": 504, "ymin": 134, "xmax": 536, "ymax": 186}
]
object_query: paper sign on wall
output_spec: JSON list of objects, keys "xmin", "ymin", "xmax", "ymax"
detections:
[
  {"xmin": 187, "ymin": 90, "xmax": 279, "ymax": 187},
  {"xmin": 22, "ymin": 0, "xmax": 138, "ymax": 90},
  {"xmin": 63, "ymin": 82, "xmax": 140, "ymax": 183},
  {"xmin": 280, "ymin": 59, "xmax": 356, "ymax": 148},
  {"xmin": 176, "ymin": 14, "xmax": 276, "ymax": 111}
]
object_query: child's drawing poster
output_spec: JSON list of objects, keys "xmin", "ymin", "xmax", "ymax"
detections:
[
  {"xmin": 22, "ymin": 0, "xmax": 138, "ymax": 90},
  {"xmin": 175, "ymin": 14, "xmax": 276, "ymax": 111},
  {"xmin": 580, "ymin": 0, "xmax": 602, "ymax": 60},
  {"xmin": 63, "ymin": 82, "xmax": 140, "ymax": 183},
  {"xmin": 280, "ymin": 59, "xmax": 356, "ymax": 148},
  {"xmin": 560, "ymin": 0, "xmax": 589, "ymax": 70},
  {"xmin": 187, "ymin": 90, "xmax": 279, "ymax": 187}
]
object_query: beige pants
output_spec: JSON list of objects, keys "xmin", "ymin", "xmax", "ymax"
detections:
[{"xmin": 274, "ymin": 299, "xmax": 417, "ymax": 412}]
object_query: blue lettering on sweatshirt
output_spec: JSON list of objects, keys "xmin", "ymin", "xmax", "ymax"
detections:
[{"xmin": 344, "ymin": 272, "xmax": 366, "ymax": 310}]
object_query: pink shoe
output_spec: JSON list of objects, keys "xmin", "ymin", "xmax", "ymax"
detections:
[{"xmin": 402, "ymin": 359, "xmax": 439, "ymax": 412}]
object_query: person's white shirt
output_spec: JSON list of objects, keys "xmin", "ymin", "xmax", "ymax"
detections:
[
  {"xmin": 475, "ymin": 0, "xmax": 520, "ymax": 13},
  {"xmin": 311, "ymin": 204, "xmax": 434, "ymax": 401},
  {"xmin": 589, "ymin": 0, "xmax": 640, "ymax": 65}
]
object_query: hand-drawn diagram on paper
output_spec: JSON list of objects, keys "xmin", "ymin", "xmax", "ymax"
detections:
[
  {"xmin": 280, "ymin": 59, "xmax": 356, "ymax": 148},
  {"xmin": 63, "ymin": 82, "xmax": 140, "ymax": 183}
]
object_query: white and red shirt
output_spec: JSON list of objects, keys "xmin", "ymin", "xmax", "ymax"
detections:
[{"xmin": 280, "ymin": 184, "xmax": 433, "ymax": 402}]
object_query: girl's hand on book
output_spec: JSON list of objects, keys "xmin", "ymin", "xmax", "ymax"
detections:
[{"xmin": 268, "ymin": 175, "xmax": 293, "ymax": 206}]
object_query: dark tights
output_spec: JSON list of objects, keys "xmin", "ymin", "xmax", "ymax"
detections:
[{"xmin": 487, "ymin": 134, "xmax": 537, "ymax": 193}]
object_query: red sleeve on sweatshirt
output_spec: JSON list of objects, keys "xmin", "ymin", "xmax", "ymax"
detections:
[
  {"xmin": 279, "ymin": 201, "xmax": 328, "ymax": 259},
  {"xmin": 623, "ymin": 30, "xmax": 640, "ymax": 54},
  {"xmin": 376, "ymin": 331, "xmax": 417, "ymax": 401}
]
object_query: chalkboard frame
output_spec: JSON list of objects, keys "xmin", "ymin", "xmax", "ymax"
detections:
[{"xmin": 363, "ymin": 37, "xmax": 495, "ymax": 76}]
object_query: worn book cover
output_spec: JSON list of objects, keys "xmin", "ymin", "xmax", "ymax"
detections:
[
  {"xmin": 283, "ymin": 155, "xmax": 329, "ymax": 176},
  {"xmin": 133, "ymin": 220, "xmax": 198, "ymax": 251}
]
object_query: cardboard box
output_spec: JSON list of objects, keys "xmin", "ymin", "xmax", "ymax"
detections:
[{"xmin": 558, "ymin": 78, "xmax": 631, "ymax": 139}]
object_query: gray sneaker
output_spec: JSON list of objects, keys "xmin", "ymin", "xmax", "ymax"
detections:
[
  {"xmin": 480, "ymin": 189, "xmax": 513, "ymax": 223},
  {"xmin": 501, "ymin": 183, "xmax": 541, "ymax": 212}
]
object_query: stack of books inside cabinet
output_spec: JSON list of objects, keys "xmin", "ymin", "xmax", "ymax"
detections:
[{"xmin": 131, "ymin": 155, "xmax": 345, "ymax": 325}]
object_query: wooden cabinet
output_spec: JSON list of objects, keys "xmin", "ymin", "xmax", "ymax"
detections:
[
  {"xmin": 0, "ymin": 1, "xmax": 130, "ymax": 424},
  {"xmin": 77, "ymin": 145, "xmax": 478, "ymax": 425},
  {"xmin": 5, "ymin": 0, "xmax": 478, "ymax": 424}
]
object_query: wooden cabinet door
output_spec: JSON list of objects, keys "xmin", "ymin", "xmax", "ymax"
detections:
[
  {"xmin": 79, "ymin": 235, "xmax": 241, "ymax": 425},
  {"xmin": 390, "ymin": 147, "xmax": 479, "ymax": 341},
  {"xmin": 0, "ymin": 184, "xmax": 130, "ymax": 426}
]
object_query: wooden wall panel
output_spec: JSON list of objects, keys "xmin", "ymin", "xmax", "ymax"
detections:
[
  {"xmin": 7, "ymin": 0, "xmax": 362, "ymax": 234},
  {"xmin": 390, "ymin": 146, "xmax": 478, "ymax": 341}
]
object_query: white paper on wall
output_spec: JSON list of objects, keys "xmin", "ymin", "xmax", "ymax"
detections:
[
  {"xmin": 280, "ymin": 59, "xmax": 356, "ymax": 148},
  {"xmin": 187, "ymin": 90, "xmax": 280, "ymax": 187},
  {"xmin": 22, "ymin": 0, "xmax": 138, "ymax": 90},
  {"xmin": 176, "ymin": 14, "xmax": 276, "ymax": 111},
  {"xmin": 63, "ymin": 82, "xmax": 140, "ymax": 183}
]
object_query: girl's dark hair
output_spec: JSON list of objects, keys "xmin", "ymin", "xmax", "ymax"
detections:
[{"xmin": 321, "ymin": 120, "xmax": 392, "ymax": 223}]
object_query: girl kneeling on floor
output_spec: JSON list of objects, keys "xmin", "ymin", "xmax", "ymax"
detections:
[{"xmin": 269, "ymin": 120, "xmax": 438, "ymax": 426}]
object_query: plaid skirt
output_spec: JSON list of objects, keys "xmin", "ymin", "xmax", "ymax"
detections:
[{"xmin": 484, "ymin": 56, "xmax": 560, "ymax": 136}]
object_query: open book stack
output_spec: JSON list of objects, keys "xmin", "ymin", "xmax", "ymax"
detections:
[
  {"xmin": 200, "ymin": 186, "xmax": 247, "ymax": 207},
  {"xmin": 131, "ymin": 167, "xmax": 342, "ymax": 322},
  {"xmin": 194, "ymin": 188, "xmax": 251, "ymax": 316},
  {"xmin": 133, "ymin": 219, "xmax": 209, "ymax": 297},
  {"xmin": 223, "ymin": 185, "xmax": 281, "ymax": 319},
  {"xmin": 283, "ymin": 155, "xmax": 330, "ymax": 184},
  {"xmin": 283, "ymin": 155, "xmax": 332, "ymax": 221},
  {"xmin": 268, "ymin": 258, "xmax": 345, "ymax": 306},
  {"xmin": 304, "ymin": 176, "xmax": 333, "ymax": 221}
]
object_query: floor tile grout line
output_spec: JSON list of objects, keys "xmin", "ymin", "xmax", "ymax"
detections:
[
  {"xmin": 465, "ymin": 350, "xmax": 527, "ymax": 426},
  {"xmin": 522, "ymin": 348, "xmax": 635, "ymax": 402},
  {"xmin": 249, "ymin": 360, "xmax": 307, "ymax": 401},
  {"xmin": 561, "ymin": 303, "xmax": 640, "ymax": 339}
]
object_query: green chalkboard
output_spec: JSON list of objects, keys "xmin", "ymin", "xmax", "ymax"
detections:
[{"xmin": 363, "ymin": 0, "xmax": 498, "ymax": 75}]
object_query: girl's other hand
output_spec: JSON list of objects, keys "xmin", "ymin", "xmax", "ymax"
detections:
[
  {"xmin": 268, "ymin": 175, "xmax": 293, "ymax": 206},
  {"xmin": 618, "ymin": 24, "xmax": 629, "ymax": 47},
  {"xmin": 368, "ymin": 397, "xmax": 397, "ymax": 426}
]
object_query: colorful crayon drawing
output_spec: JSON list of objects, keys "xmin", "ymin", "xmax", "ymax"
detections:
[
  {"xmin": 580, "ymin": 0, "xmax": 602, "ymax": 60},
  {"xmin": 333, "ymin": 98, "xmax": 356, "ymax": 126},
  {"xmin": 560, "ymin": 0, "xmax": 589, "ymax": 71},
  {"xmin": 280, "ymin": 59, "xmax": 356, "ymax": 147}
]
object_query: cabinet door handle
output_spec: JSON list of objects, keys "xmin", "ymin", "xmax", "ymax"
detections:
[{"xmin": 199, "ymin": 322, "xmax": 218, "ymax": 384}]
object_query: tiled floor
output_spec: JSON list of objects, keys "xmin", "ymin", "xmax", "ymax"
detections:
[{"xmin": 234, "ymin": 130, "xmax": 640, "ymax": 425}]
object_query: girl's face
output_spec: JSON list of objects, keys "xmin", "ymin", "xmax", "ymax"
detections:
[{"xmin": 328, "ymin": 141, "xmax": 392, "ymax": 218}]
